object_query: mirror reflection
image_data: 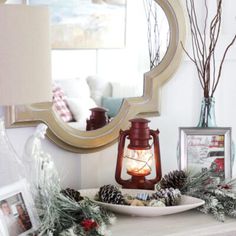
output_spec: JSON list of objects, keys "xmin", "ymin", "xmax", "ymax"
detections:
[{"xmin": 30, "ymin": 0, "xmax": 170, "ymax": 131}]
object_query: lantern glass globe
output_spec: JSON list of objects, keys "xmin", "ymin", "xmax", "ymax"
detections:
[{"xmin": 125, "ymin": 148, "xmax": 153, "ymax": 176}]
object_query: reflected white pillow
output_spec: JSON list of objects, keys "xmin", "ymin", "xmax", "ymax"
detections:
[
  {"xmin": 57, "ymin": 78, "xmax": 91, "ymax": 99},
  {"xmin": 66, "ymin": 97, "xmax": 97, "ymax": 124},
  {"xmin": 86, "ymin": 75, "xmax": 112, "ymax": 106}
]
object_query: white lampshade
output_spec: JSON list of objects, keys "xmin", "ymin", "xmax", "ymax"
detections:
[{"xmin": 0, "ymin": 5, "xmax": 51, "ymax": 105}]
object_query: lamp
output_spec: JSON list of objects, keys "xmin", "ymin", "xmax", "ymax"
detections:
[
  {"xmin": 115, "ymin": 118, "xmax": 162, "ymax": 190},
  {"xmin": 0, "ymin": 4, "xmax": 51, "ymax": 189},
  {"xmin": 0, "ymin": 4, "xmax": 51, "ymax": 105}
]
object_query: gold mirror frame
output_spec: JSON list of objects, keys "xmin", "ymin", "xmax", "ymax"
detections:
[{"xmin": 5, "ymin": 0, "xmax": 185, "ymax": 153}]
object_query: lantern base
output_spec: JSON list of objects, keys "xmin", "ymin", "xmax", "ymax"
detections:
[{"xmin": 120, "ymin": 176, "xmax": 156, "ymax": 190}]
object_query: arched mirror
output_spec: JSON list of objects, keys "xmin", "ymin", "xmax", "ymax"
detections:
[{"xmin": 5, "ymin": 0, "xmax": 185, "ymax": 152}]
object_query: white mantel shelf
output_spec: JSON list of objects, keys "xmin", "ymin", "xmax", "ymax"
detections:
[{"xmin": 109, "ymin": 210, "xmax": 236, "ymax": 236}]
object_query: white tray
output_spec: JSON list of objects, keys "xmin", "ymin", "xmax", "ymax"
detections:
[{"xmin": 79, "ymin": 188, "xmax": 205, "ymax": 217}]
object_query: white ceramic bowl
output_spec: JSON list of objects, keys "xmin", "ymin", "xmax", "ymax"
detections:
[{"xmin": 79, "ymin": 188, "xmax": 205, "ymax": 217}]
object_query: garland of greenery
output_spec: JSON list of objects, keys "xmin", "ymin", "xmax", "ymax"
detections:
[
  {"xmin": 157, "ymin": 169, "xmax": 236, "ymax": 222},
  {"xmin": 36, "ymin": 190, "xmax": 115, "ymax": 235},
  {"xmin": 35, "ymin": 169, "xmax": 236, "ymax": 235},
  {"xmin": 30, "ymin": 143, "xmax": 115, "ymax": 236}
]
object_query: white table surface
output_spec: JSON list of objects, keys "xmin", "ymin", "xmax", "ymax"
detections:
[{"xmin": 109, "ymin": 210, "xmax": 236, "ymax": 236}]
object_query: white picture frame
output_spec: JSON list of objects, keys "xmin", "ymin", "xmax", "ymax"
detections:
[
  {"xmin": 179, "ymin": 127, "xmax": 232, "ymax": 179},
  {"xmin": 0, "ymin": 179, "xmax": 39, "ymax": 236}
]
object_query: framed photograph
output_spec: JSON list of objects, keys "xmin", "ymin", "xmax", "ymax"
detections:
[
  {"xmin": 0, "ymin": 180, "xmax": 39, "ymax": 236},
  {"xmin": 179, "ymin": 127, "xmax": 232, "ymax": 179},
  {"xmin": 27, "ymin": 0, "xmax": 127, "ymax": 49}
]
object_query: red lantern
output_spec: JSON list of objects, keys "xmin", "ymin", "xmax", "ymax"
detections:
[
  {"xmin": 115, "ymin": 118, "xmax": 162, "ymax": 190},
  {"xmin": 86, "ymin": 107, "xmax": 109, "ymax": 131}
]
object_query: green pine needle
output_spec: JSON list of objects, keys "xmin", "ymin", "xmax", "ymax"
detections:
[
  {"xmin": 181, "ymin": 169, "xmax": 236, "ymax": 221},
  {"xmin": 35, "ymin": 187, "xmax": 115, "ymax": 235},
  {"xmin": 157, "ymin": 169, "xmax": 236, "ymax": 222}
]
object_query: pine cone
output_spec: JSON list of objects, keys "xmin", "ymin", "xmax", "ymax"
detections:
[
  {"xmin": 152, "ymin": 188, "xmax": 181, "ymax": 206},
  {"xmin": 61, "ymin": 188, "xmax": 84, "ymax": 202},
  {"xmin": 98, "ymin": 185, "xmax": 124, "ymax": 205},
  {"xmin": 159, "ymin": 170, "xmax": 187, "ymax": 190}
]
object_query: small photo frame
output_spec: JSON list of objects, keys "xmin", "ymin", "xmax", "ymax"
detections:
[
  {"xmin": 0, "ymin": 179, "xmax": 39, "ymax": 236},
  {"xmin": 179, "ymin": 127, "xmax": 232, "ymax": 179}
]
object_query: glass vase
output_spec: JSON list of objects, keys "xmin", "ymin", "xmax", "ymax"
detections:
[
  {"xmin": 197, "ymin": 97, "xmax": 216, "ymax": 127},
  {"xmin": 23, "ymin": 124, "xmax": 60, "ymax": 198},
  {"xmin": 0, "ymin": 118, "xmax": 24, "ymax": 188}
]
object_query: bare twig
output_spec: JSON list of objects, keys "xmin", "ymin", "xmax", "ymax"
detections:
[
  {"xmin": 211, "ymin": 34, "xmax": 236, "ymax": 96},
  {"xmin": 203, "ymin": 0, "xmax": 208, "ymax": 62},
  {"xmin": 181, "ymin": 41, "xmax": 204, "ymax": 89}
]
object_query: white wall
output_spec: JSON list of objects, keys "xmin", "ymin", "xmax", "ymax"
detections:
[{"xmin": 3, "ymin": 0, "xmax": 236, "ymax": 189}]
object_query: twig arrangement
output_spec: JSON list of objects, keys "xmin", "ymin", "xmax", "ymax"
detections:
[{"xmin": 182, "ymin": 0, "xmax": 236, "ymax": 98}]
